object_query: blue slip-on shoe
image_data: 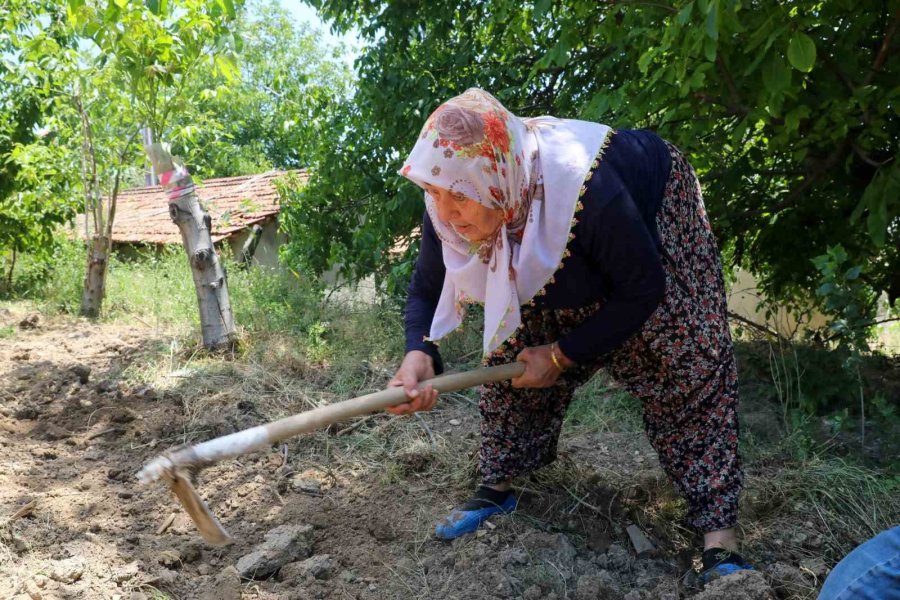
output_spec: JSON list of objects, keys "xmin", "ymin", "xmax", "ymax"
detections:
[
  {"xmin": 700, "ymin": 548, "xmax": 755, "ymax": 584},
  {"xmin": 435, "ymin": 487, "xmax": 518, "ymax": 540}
]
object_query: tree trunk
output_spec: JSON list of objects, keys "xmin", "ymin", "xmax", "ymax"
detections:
[
  {"xmin": 6, "ymin": 246, "xmax": 16, "ymax": 292},
  {"xmin": 147, "ymin": 143, "xmax": 236, "ymax": 350},
  {"xmin": 79, "ymin": 235, "xmax": 111, "ymax": 318}
]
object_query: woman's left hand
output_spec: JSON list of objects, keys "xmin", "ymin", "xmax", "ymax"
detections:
[{"xmin": 511, "ymin": 343, "xmax": 573, "ymax": 388}]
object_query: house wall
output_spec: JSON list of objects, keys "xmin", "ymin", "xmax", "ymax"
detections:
[
  {"xmin": 226, "ymin": 218, "xmax": 286, "ymax": 268},
  {"xmin": 726, "ymin": 268, "xmax": 829, "ymax": 338}
]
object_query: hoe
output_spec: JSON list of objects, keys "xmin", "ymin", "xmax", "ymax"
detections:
[{"xmin": 137, "ymin": 362, "xmax": 525, "ymax": 545}]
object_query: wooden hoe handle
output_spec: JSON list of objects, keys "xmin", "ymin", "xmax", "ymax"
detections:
[
  {"xmin": 138, "ymin": 362, "xmax": 526, "ymax": 546},
  {"xmin": 138, "ymin": 362, "xmax": 526, "ymax": 482}
]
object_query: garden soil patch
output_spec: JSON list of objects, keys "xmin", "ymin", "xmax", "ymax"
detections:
[{"xmin": 0, "ymin": 309, "xmax": 821, "ymax": 599}]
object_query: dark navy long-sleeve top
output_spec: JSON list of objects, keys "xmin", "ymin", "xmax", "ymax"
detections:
[{"xmin": 405, "ymin": 129, "xmax": 672, "ymax": 373}]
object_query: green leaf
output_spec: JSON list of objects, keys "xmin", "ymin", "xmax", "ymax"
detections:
[
  {"xmin": 704, "ymin": 36, "xmax": 717, "ymax": 61},
  {"xmin": 638, "ymin": 49, "xmax": 655, "ymax": 74},
  {"xmin": 845, "ymin": 266, "xmax": 862, "ymax": 280},
  {"xmin": 816, "ymin": 282, "xmax": 834, "ymax": 296},
  {"xmin": 221, "ymin": 0, "xmax": 236, "ymax": 20},
  {"xmin": 705, "ymin": 0, "xmax": 719, "ymax": 40},
  {"xmin": 215, "ymin": 53, "xmax": 239, "ymax": 81},
  {"xmin": 867, "ymin": 192, "xmax": 888, "ymax": 247},
  {"xmin": 534, "ymin": 0, "xmax": 551, "ymax": 19},
  {"xmin": 787, "ymin": 32, "xmax": 816, "ymax": 72},
  {"xmin": 676, "ymin": 1, "xmax": 693, "ymax": 25},
  {"xmin": 762, "ymin": 53, "xmax": 790, "ymax": 92}
]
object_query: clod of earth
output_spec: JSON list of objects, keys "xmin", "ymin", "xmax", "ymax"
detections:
[
  {"xmin": 199, "ymin": 565, "xmax": 242, "ymax": 600},
  {"xmin": 799, "ymin": 556, "xmax": 829, "ymax": 578},
  {"xmin": 48, "ymin": 558, "xmax": 84, "ymax": 584},
  {"xmin": 575, "ymin": 573, "xmax": 621, "ymax": 600},
  {"xmin": 18, "ymin": 314, "xmax": 40, "ymax": 329},
  {"xmin": 291, "ymin": 477, "xmax": 322, "ymax": 495},
  {"xmin": 626, "ymin": 524, "xmax": 657, "ymax": 557},
  {"xmin": 277, "ymin": 554, "xmax": 335, "ymax": 581},
  {"xmin": 31, "ymin": 422, "xmax": 71, "ymax": 441},
  {"xmin": 68, "ymin": 364, "xmax": 91, "ymax": 384},
  {"xmin": 765, "ymin": 561, "xmax": 817, "ymax": 590},
  {"xmin": 112, "ymin": 561, "xmax": 140, "ymax": 584},
  {"xmin": 692, "ymin": 570, "xmax": 776, "ymax": 599},
  {"xmin": 235, "ymin": 523, "xmax": 314, "ymax": 579}
]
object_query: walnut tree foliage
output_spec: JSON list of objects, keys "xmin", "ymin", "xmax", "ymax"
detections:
[
  {"xmin": 0, "ymin": 1, "xmax": 81, "ymax": 274},
  {"xmin": 282, "ymin": 0, "xmax": 898, "ymax": 312},
  {"xmin": 1, "ymin": 0, "xmax": 243, "ymax": 290},
  {"xmin": 166, "ymin": 0, "xmax": 354, "ymax": 180}
]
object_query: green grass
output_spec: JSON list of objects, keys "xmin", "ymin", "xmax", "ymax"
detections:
[{"xmin": 565, "ymin": 373, "xmax": 643, "ymax": 433}]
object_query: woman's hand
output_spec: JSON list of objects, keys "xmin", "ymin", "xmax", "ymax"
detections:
[
  {"xmin": 512, "ymin": 343, "xmax": 575, "ymax": 389},
  {"xmin": 386, "ymin": 350, "xmax": 438, "ymax": 415}
]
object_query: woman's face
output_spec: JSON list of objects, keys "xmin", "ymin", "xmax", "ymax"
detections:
[{"xmin": 423, "ymin": 183, "xmax": 503, "ymax": 242}]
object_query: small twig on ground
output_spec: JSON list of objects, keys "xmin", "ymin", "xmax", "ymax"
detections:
[
  {"xmin": 511, "ymin": 485, "xmax": 549, "ymax": 497},
  {"xmin": 562, "ymin": 484, "xmax": 614, "ymax": 524},
  {"xmin": 156, "ymin": 513, "xmax": 177, "ymax": 535},
  {"xmin": 132, "ymin": 314, "xmax": 153, "ymax": 328},
  {"xmin": 442, "ymin": 391, "xmax": 476, "ymax": 407},
  {"xmin": 86, "ymin": 426, "xmax": 126, "ymax": 441},
  {"xmin": 4, "ymin": 500, "xmax": 36, "ymax": 525},
  {"xmin": 727, "ymin": 311, "xmax": 790, "ymax": 343},
  {"xmin": 336, "ymin": 414, "xmax": 378, "ymax": 436},
  {"xmin": 86, "ymin": 406, "xmax": 117, "ymax": 426},
  {"xmin": 414, "ymin": 413, "xmax": 437, "ymax": 447}
]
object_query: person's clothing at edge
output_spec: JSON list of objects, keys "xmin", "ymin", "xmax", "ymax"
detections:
[
  {"xmin": 405, "ymin": 128, "xmax": 672, "ymax": 373},
  {"xmin": 817, "ymin": 526, "xmax": 900, "ymax": 600}
]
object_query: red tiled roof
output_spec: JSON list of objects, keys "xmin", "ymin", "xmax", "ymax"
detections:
[{"xmin": 75, "ymin": 170, "xmax": 306, "ymax": 245}]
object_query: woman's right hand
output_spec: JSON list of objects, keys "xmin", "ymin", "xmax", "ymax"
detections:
[{"xmin": 386, "ymin": 350, "xmax": 438, "ymax": 415}]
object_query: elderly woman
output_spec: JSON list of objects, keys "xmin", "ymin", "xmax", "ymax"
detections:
[{"xmin": 387, "ymin": 88, "xmax": 750, "ymax": 579}]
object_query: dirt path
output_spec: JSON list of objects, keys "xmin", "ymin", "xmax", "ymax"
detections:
[{"xmin": 1, "ymin": 309, "xmax": 789, "ymax": 599}]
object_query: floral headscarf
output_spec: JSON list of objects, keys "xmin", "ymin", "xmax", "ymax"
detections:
[
  {"xmin": 400, "ymin": 89, "xmax": 539, "ymax": 270},
  {"xmin": 400, "ymin": 88, "xmax": 612, "ymax": 355}
]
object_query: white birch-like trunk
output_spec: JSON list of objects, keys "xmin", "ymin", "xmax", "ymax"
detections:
[{"xmin": 147, "ymin": 143, "xmax": 236, "ymax": 350}]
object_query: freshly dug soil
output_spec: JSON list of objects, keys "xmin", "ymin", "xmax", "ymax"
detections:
[{"xmin": 0, "ymin": 309, "xmax": 822, "ymax": 599}]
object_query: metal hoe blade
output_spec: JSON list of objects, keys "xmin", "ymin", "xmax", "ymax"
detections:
[{"xmin": 163, "ymin": 469, "xmax": 232, "ymax": 546}]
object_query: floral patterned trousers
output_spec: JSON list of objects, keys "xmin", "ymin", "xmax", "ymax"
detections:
[{"xmin": 480, "ymin": 145, "xmax": 743, "ymax": 532}]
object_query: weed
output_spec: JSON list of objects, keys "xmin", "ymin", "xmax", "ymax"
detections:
[{"xmin": 565, "ymin": 374, "xmax": 642, "ymax": 434}]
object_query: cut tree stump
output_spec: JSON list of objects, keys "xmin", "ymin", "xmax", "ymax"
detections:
[{"xmin": 146, "ymin": 143, "xmax": 236, "ymax": 350}]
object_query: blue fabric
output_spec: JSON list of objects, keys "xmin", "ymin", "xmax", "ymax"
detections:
[
  {"xmin": 434, "ymin": 494, "xmax": 518, "ymax": 539},
  {"xmin": 818, "ymin": 526, "xmax": 900, "ymax": 600},
  {"xmin": 701, "ymin": 561, "xmax": 755, "ymax": 583},
  {"xmin": 405, "ymin": 129, "xmax": 671, "ymax": 366}
]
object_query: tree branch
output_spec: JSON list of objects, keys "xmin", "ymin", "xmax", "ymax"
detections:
[
  {"xmin": 715, "ymin": 55, "xmax": 745, "ymax": 113},
  {"xmin": 863, "ymin": 7, "xmax": 899, "ymax": 87},
  {"xmin": 727, "ymin": 310, "xmax": 790, "ymax": 343},
  {"xmin": 734, "ymin": 137, "xmax": 852, "ymax": 221},
  {"xmin": 105, "ymin": 128, "xmax": 141, "ymax": 238},
  {"xmin": 74, "ymin": 89, "xmax": 101, "ymax": 236}
]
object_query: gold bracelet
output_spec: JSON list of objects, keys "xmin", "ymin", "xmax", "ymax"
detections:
[{"xmin": 550, "ymin": 343, "xmax": 566, "ymax": 371}]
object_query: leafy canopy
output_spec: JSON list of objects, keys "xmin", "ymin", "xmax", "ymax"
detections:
[
  {"xmin": 283, "ymin": 0, "xmax": 898, "ymax": 310},
  {"xmin": 0, "ymin": 0, "xmax": 244, "ymax": 272}
]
